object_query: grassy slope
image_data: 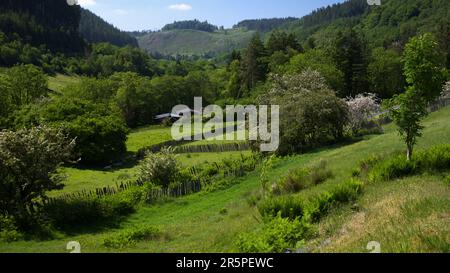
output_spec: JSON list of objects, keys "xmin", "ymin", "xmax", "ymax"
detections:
[
  {"xmin": 1, "ymin": 106, "xmax": 448, "ymax": 253},
  {"xmin": 137, "ymin": 29, "xmax": 254, "ymax": 56}
]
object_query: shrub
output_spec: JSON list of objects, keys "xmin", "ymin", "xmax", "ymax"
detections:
[
  {"xmin": 329, "ymin": 179, "xmax": 364, "ymax": 204},
  {"xmin": 260, "ymin": 70, "xmax": 349, "ymax": 155},
  {"xmin": 260, "ymin": 179, "xmax": 363, "ymax": 223},
  {"xmin": 103, "ymin": 225, "xmax": 160, "ymax": 249},
  {"xmin": 307, "ymin": 179, "xmax": 363, "ymax": 222},
  {"xmin": 368, "ymin": 154, "xmax": 416, "ymax": 182},
  {"xmin": 12, "ymin": 97, "xmax": 128, "ymax": 166},
  {"xmin": 366, "ymin": 145, "xmax": 450, "ymax": 182},
  {"xmin": 0, "ymin": 215, "xmax": 23, "ymax": 243},
  {"xmin": 345, "ymin": 93, "xmax": 381, "ymax": 135},
  {"xmin": 0, "ymin": 126, "xmax": 74, "ymax": 220},
  {"xmin": 258, "ymin": 196, "xmax": 307, "ymax": 220},
  {"xmin": 236, "ymin": 215, "xmax": 311, "ymax": 253},
  {"xmin": 271, "ymin": 161, "xmax": 333, "ymax": 195},
  {"xmin": 138, "ymin": 148, "xmax": 180, "ymax": 188},
  {"xmin": 309, "ymin": 161, "xmax": 334, "ymax": 185},
  {"xmin": 44, "ymin": 188, "xmax": 140, "ymax": 229}
]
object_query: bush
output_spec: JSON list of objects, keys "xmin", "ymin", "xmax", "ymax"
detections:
[
  {"xmin": 12, "ymin": 97, "xmax": 128, "ymax": 166},
  {"xmin": 0, "ymin": 126, "xmax": 74, "ymax": 220},
  {"xmin": 137, "ymin": 148, "xmax": 180, "ymax": 188},
  {"xmin": 258, "ymin": 196, "xmax": 307, "ymax": 220},
  {"xmin": 259, "ymin": 70, "xmax": 349, "ymax": 155},
  {"xmin": 236, "ymin": 215, "xmax": 310, "ymax": 253},
  {"xmin": 366, "ymin": 145, "xmax": 450, "ymax": 182},
  {"xmin": 345, "ymin": 93, "xmax": 381, "ymax": 135},
  {"xmin": 44, "ymin": 189, "xmax": 140, "ymax": 229},
  {"xmin": 260, "ymin": 179, "xmax": 363, "ymax": 222},
  {"xmin": 307, "ymin": 179, "xmax": 363, "ymax": 222},
  {"xmin": 271, "ymin": 161, "xmax": 333, "ymax": 195},
  {"xmin": 309, "ymin": 161, "xmax": 334, "ymax": 185},
  {"xmin": 103, "ymin": 225, "xmax": 160, "ymax": 249},
  {"xmin": 0, "ymin": 215, "xmax": 23, "ymax": 243},
  {"xmin": 245, "ymin": 179, "xmax": 364, "ymax": 252}
]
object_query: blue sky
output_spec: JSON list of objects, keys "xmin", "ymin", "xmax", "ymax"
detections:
[{"xmin": 77, "ymin": 0, "xmax": 346, "ymax": 31}]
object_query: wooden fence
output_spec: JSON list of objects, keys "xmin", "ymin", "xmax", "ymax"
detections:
[{"xmin": 43, "ymin": 179, "xmax": 202, "ymax": 206}]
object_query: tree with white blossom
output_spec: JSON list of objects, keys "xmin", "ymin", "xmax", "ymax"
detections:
[{"xmin": 346, "ymin": 93, "xmax": 381, "ymax": 134}]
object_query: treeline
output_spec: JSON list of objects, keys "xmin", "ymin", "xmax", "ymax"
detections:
[
  {"xmin": 300, "ymin": 0, "xmax": 368, "ymax": 28},
  {"xmin": 0, "ymin": 0, "xmax": 86, "ymax": 54},
  {"xmin": 79, "ymin": 8, "xmax": 138, "ymax": 47},
  {"xmin": 162, "ymin": 20, "xmax": 218, "ymax": 32},
  {"xmin": 234, "ymin": 18, "xmax": 298, "ymax": 32}
]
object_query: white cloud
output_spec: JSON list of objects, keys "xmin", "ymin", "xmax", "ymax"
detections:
[
  {"xmin": 78, "ymin": 0, "xmax": 97, "ymax": 7},
  {"xmin": 168, "ymin": 3, "xmax": 192, "ymax": 11}
]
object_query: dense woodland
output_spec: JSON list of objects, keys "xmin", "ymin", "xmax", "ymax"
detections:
[
  {"xmin": 79, "ymin": 8, "xmax": 138, "ymax": 47},
  {"xmin": 234, "ymin": 18, "xmax": 298, "ymax": 32}
]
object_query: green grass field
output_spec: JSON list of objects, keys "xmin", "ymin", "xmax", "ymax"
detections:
[
  {"xmin": 48, "ymin": 74, "xmax": 81, "ymax": 92},
  {"xmin": 126, "ymin": 125, "xmax": 174, "ymax": 153},
  {"xmin": 1, "ymin": 106, "xmax": 448, "ymax": 253}
]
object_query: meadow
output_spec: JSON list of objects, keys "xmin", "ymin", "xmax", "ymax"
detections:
[{"xmin": 1, "ymin": 104, "xmax": 448, "ymax": 253}]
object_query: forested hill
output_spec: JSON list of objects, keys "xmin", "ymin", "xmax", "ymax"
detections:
[
  {"xmin": 0, "ymin": 0, "xmax": 86, "ymax": 54},
  {"xmin": 79, "ymin": 8, "xmax": 138, "ymax": 47},
  {"xmin": 234, "ymin": 17, "xmax": 298, "ymax": 32},
  {"xmin": 282, "ymin": 0, "xmax": 449, "ymax": 50},
  {"xmin": 162, "ymin": 20, "xmax": 219, "ymax": 32},
  {"xmin": 137, "ymin": 0, "xmax": 449, "ymax": 58}
]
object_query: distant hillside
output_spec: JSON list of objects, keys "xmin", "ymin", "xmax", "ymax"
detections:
[
  {"xmin": 162, "ymin": 20, "xmax": 219, "ymax": 33},
  {"xmin": 234, "ymin": 17, "xmax": 298, "ymax": 32},
  {"xmin": 137, "ymin": 29, "xmax": 255, "ymax": 56},
  {"xmin": 79, "ymin": 8, "xmax": 138, "ymax": 47},
  {"xmin": 137, "ymin": 0, "xmax": 449, "ymax": 58},
  {"xmin": 282, "ymin": 0, "xmax": 449, "ymax": 49}
]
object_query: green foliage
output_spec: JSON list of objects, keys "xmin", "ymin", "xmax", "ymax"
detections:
[
  {"xmin": 241, "ymin": 33, "xmax": 269, "ymax": 92},
  {"xmin": 0, "ymin": 126, "xmax": 74, "ymax": 222},
  {"xmin": 258, "ymin": 196, "xmax": 307, "ymax": 220},
  {"xmin": 12, "ymin": 97, "xmax": 128, "ymax": 166},
  {"xmin": 307, "ymin": 179, "xmax": 363, "ymax": 222},
  {"xmin": 271, "ymin": 161, "xmax": 333, "ymax": 195},
  {"xmin": 403, "ymin": 33, "xmax": 447, "ymax": 101},
  {"xmin": 44, "ymin": 188, "xmax": 141, "ymax": 229},
  {"xmin": 266, "ymin": 30, "xmax": 302, "ymax": 55},
  {"xmin": 138, "ymin": 148, "xmax": 181, "ymax": 188},
  {"xmin": 386, "ymin": 33, "xmax": 447, "ymax": 160},
  {"xmin": 103, "ymin": 225, "xmax": 161, "ymax": 249},
  {"xmin": 137, "ymin": 28, "xmax": 254, "ymax": 57},
  {"xmin": 283, "ymin": 49, "xmax": 344, "ymax": 92},
  {"xmin": 240, "ymin": 178, "xmax": 363, "ymax": 253},
  {"xmin": 79, "ymin": 8, "xmax": 138, "ymax": 47},
  {"xmin": 162, "ymin": 20, "xmax": 218, "ymax": 32},
  {"xmin": 261, "ymin": 70, "xmax": 349, "ymax": 155},
  {"xmin": 0, "ymin": 215, "xmax": 23, "ymax": 243},
  {"xmin": 366, "ymin": 145, "xmax": 450, "ymax": 183},
  {"xmin": 236, "ymin": 215, "xmax": 309, "ymax": 253},
  {"xmin": 260, "ymin": 155, "xmax": 279, "ymax": 195},
  {"xmin": 259, "ymin": 179, "xmax": 363, "ymax": 222},
  {"xmin": 235, "ymin": 18, "xmax": 298, "ymax": 33},
  {"xmin": 0, "ymin": 0, "xmax": 86, "ymax": 54},
  {"xmin": 0, "ymin": 64, "xmax": 48, "ymax": 125},
  {"xmin": 333, "ymin": 29, "xmax": 369, "ymax": 97},
  {"xmin": 368, "ymin": 47, "xmax": 406, "ymax": 99}
]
